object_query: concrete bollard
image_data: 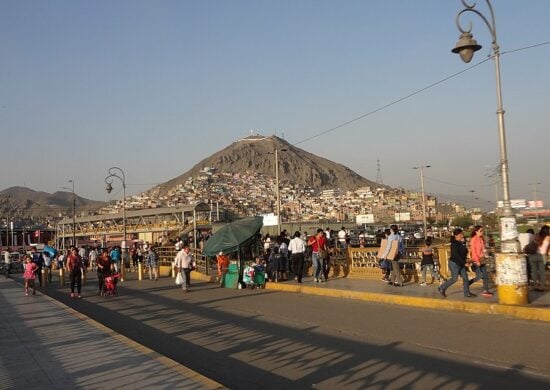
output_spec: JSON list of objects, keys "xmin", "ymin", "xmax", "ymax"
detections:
[
  {"xmin": 138, "ymin": 263, "xmax": 143, "ymax": 281},
  {"xmin": 41, "ymin": 268, "xmax": 47, "ymax": 287},
  {"xmin": 59, "ymin": 268, "xmax": 65, "ymax": 287},
  {"xmin": 495, "ymin": 253, "xmax": 529, "ymax": 305}
]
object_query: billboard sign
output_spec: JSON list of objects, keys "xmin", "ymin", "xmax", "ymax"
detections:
[
  {"xmin": 497, "ymin": 199, "xmax": 526, "ymax": 209},
  {"xmin": 528, "ymin": 200, "xmax": 544, "ymax": 208},
  {"xmin": 394, "ymin": 212, "xmax": 411, "ymax": 222},
  {"xmin": 356, "ymin": 214, "xmax": 375, "ymax": 224}
]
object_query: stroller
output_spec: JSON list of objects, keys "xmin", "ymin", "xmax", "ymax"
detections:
[
  {"xmin": 103, "ymin": 273, "xmax": 120, "ymax": 297},
  {"xmin": 242, "ymin": 263, "xmax": 266, "ymax": 289}
]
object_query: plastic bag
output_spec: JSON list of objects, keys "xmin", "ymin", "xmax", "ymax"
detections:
[{"xmin": 175, "ymin": 272, "xmax": 183, "ymax": 285}]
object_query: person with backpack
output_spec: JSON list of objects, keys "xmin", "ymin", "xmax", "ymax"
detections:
[{"xmin": 66, "ymin": 247, "xmax": 84, "ymax": 298}]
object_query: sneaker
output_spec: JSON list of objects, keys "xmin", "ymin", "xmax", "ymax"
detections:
[
  {"xmin": 70, "ymin": 293, "xmax": 75, "ymax": 298},
  {"xmin": 77, "ymin": 295, "xmax": 82, "ymax": 299},
  {"xmin": 420, "ymin": 282, "xmax": 427, "ymax": 287},
  {"xmin": 314, "ymin": 278, "xmax": 319, "ymax": 283},
  {"xmin": 25, "ymin": 292, "xmax": 29, "ymax": 296},
  {"xmin": 482, "ymin": 291, "xmax": 493, "ymax": 297},
  {"xmin": 465, "ymin": 293, "xmax": 477, "ymax": 298}
]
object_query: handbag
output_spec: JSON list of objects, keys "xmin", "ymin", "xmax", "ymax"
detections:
[{"xmin": 175, "ymin": 271, "xmax": 183, "ymax": 285}]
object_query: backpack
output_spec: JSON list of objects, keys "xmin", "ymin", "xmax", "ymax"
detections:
[{"xmin": 523, "ymin": 241, "xmax": 538, "ymax": 255}]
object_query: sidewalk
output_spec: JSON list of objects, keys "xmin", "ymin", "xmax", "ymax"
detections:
[
  {"xmin": 265, "ymin": 276, "xmax": 550, "ymax": 322},
  {"xmin": 0, "ymin": 277, "xmax": 225, "ymax": 390}
]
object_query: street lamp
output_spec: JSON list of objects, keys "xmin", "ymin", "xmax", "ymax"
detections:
[
  {"xmin": 529, "ymin": 182, "xmax": 541, "ymax": 225},
  {"xmin": 452, "ymin": 0, "xmax": 517, "ymax": 253},
  {"xmin": 69, "ymin": 180, "xmax": 76, "ymax": 246},
  {"xmin": 268, "ymin": 148, "xmax": 287, "ymax": 235},
  {"xmin": 412, "ymin": 165, "xmax": 430, "ymax": 237},
  {"xmin": 105, "ymin": 167, "xmax": 127, "ymax": 282}
]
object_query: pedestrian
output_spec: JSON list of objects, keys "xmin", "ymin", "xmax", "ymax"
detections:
[
  {"xmin": 277, "ymin": 236, "xmax": 289, "ymax": 281},
  {"xmin": 110, "ymin": 246, "xmax": 121, "ymax": 273},
  {"xmin": 379, "ymin": 228, "xmax": 391, "ymax": 282},
  {"xmin": 381, "ymin": 225, "xmax": 404, "ymax": 287},
  {"xmin": 174, "ymin": 244, "xmax": 193, "ymax": 292},
  {"xmin": 288, "ymin": 231, "xmax": 306, "ymax": 283},
  {"xmin": 419, "ymin": 238, "xmax": 441, "ymax": 286},
  {"xmin": 307, "ymin": 228, "xmax": 328, "ymax": 283},
  {"xmin": 89, "ymin": 247, "xmax": 98, "ymax": 271},
  {"xmin": 43, "ymin": 250, "xmax": 53, "ymax": 284},
  {"xmin": 96, "ymin": 248, "xmax": 111, "ymax": 296},
  {"xmin": 216, "ymin": 251, "xmax": 229, "ymax": 283},
  {"xmin": 66, "ymin": 247, "xmax": 83, "ymax": 298},
  {"xmin": 30, "ymin": 246, "xmax": 44, "ymax": 288},
  {"xmin": 146, "ymin": 246, "xmax": 159, "ymax": 281},
  {"xmin": 518, "ymin": 228, "xmax": 535, "ymax": 284},
  {"xmin": 23, "ymin": 255, "xmax": 38, "ymax": 296},
  {"xmin": 3, "ymin": 247, "xmax": 11, "ymax": 278},
  {"xmin": 337, "ymin": 227, "xmax": 347, "ymax": 249},
  {"xmin": 531, "ymin": 225, "xmax": 549, "ymax": 292},
  {"xmin": 468, "ymin": 225, "xmax": 493, "ymax": 297},
  {"xmin": 438, "ymin": 228, "xmax": 476, "ymax": 298}
]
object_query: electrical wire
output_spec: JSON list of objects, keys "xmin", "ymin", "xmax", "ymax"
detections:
[{"xmin": 293, "ymin": 41, "xmax": 550, "ymax": 146}]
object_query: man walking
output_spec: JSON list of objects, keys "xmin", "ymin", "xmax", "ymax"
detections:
[
  {"xmin": 175, "ymin": 244, "xmax": 193, "ymax": 292},
  {"xmin": 3, "ymin": 248, "xmax": 11, "ymax": 278},
  {"xmin": 289, "ymin": 231, "xmax": 306, "ymax": 283}
]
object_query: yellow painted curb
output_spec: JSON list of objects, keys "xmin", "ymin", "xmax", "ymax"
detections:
[
  {"xmin": 191, "ymin": 271, "xmax": 216, "ymax": 283},
  {"xmin": 265, "ymin": 283, "xmax": 550, "ymax": 322}
]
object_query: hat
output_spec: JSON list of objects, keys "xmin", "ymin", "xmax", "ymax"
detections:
[{"xmin": 218, "ymin": 251, "xmax": 223, "ymax": 256}]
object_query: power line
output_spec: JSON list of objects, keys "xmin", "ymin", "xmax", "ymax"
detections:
[{"xmin": 293, "ymin": 41, "xmax": 550, "ymax": 146}]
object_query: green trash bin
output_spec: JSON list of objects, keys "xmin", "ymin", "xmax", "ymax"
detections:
[{"xmin": 222, "ymin": 263, "xmax": 240, "ymax": 289}]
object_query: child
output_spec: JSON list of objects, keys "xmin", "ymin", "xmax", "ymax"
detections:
[
  {"xmin": 419, "ymin": 238, "xmax": 441, "ymax": 286},
  {"xmin": 23, "ymin": 255, "xmax": 38, "ymax": 296}
]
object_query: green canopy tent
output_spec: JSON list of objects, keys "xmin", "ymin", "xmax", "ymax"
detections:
[{"xmin": 203, "ymin": 216, "xmax": 264, "ymax": 287}]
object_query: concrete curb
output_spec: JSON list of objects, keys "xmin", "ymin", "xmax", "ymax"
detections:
[{"xmin": 265, "ymin": 283, "xmax": 550, "ymax": 322}]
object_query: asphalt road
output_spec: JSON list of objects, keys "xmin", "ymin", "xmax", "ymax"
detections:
[{"xmin": 42, "ymin": 274, "xmax": 550, "ymax": 389}]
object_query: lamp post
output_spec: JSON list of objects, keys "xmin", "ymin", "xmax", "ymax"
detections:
[
  {"xmin": 452, "ymin": 1, "xmax": 527, "ymax": 305},
  {"xmin": 452, "ymin": 0, "xmax": 517, "ymax": 252},
  {"xmin": 105, "ymin": 167, "xmax": 127, "ymax": 281},
  {"xmin": 269, "ymin": 148, "xmax": 287, "ymax": 235},
  {"xmin": 529, "ymin": 182, "xmax": 541, "ymax": 225},
  {"xmin": 412, "ymin": 165, "xmax": 430, "ymax": 237},
  {"xmin": 69, "ymin": 180, "xmax": 76, "ymax": 246}
]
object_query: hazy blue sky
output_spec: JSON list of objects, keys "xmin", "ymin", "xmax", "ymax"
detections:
[{"xmin": 1, "ymin": 0, "xmax": 549, "ymax": 209}]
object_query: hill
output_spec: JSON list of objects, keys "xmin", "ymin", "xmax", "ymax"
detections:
[
  {"xmin": 0, "ymin": 186, "xmax": 105, "ymax": 219},
  {"xmin": 159, "ymin": 135, "xmax": 379, "ymax": 193}
]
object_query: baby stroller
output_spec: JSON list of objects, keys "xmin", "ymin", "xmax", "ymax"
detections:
[
  {"xmin": 242, "ymin": 264, "xmax": 266, "ymax": 289},
  {"xmin": 103, "ymin": 273, "xmax": 120, "ymax": 297}
]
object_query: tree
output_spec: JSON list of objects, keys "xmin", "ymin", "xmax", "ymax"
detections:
[{"xmin": 451, "ymin": 215, "xmax": 474, "ymax": 230}]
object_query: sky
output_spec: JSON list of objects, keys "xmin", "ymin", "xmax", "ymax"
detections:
[{"xmin": 1, "ymin": 0, "xmax": 549, "ymax": 210}]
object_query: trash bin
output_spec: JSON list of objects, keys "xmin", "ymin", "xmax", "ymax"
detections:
[{"xmin": 222, "ymin": 263, "xmax": 239, "ymax": 289}]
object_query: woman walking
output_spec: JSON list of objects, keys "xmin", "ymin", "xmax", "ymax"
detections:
[
  {"xmin": 468, "ymin": 225, "xmax": 493, "ymax": 297},
  {"xmin": 531, "ymin": 225, "xmax": 549, "ymax": 292},
  {"xmin": 66, "ymin": 247, "xmax": 83, "ymax": 298},
  {"xmin": 438, "ymin": 228, "xmax": 476, "ymax": 298}
]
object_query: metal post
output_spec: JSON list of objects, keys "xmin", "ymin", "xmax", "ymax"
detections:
[
  {"xmin": 70, "ymin": 179, "xmax": 76, "ymax": 247},
  {"xmin": 452, "ymin": 0, "xmax": 525, "ymax": 305},
  {"xmin": 413, "ymin": 165, "xmax": 430, "ymax": 237},
  {"xmin": 275, "ymin": 148, "xmax": 281, "ymax": 235},
  {"xmin": 105, "ymin": 167, "xmax": 127, "ymax": 282}
]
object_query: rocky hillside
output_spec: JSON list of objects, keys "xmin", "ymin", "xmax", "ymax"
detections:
[
  {"xmin": 0, "ymin": 186, "xmax": 104, "ymax": 219},
  {"xmin": 159, "ymin": 135, "xmax": 378, "ymax": 193}
]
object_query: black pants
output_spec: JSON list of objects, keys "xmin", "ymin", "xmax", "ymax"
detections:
[
  {"xmin": 70, "ymin": 270, "xmax": 82, "ymax": 294},
  {"xmin": 291, "ymin": 253, "xmax": 305, "ymax": 282},
  {"xmin": 4, "ymin": 263, "xmax": 10, "ymax": 278}
]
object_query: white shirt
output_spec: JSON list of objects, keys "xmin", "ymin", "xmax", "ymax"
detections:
[
  {"xmin": 175, "ymin": 249, "xmax": 193, "ymax": 269},
  {"xmin": 338, "ymin": 229, "xmax": 346, "ymax": 242},
  {"xmin": 288, "ymin": 237, "xmax": 306, "ymax": 254},
  {"xmin": 4, "ymin": 251, "xmax": 10, "ymax": 264}
]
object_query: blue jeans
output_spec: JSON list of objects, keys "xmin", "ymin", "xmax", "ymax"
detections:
[
  {"xmin": 421, "ymin": 264, "xmax": 440, "ymax": 284},
  {"xmin": 312, "ymin": 253, "xmax": 324, "ymax": 280},
  {"xmin": 440, "ymin": 261, "xmax": 471, "ymax": 296},
  {"xmin": 469, "ymin": 263, "xmax": 489, "ymax": 291}
]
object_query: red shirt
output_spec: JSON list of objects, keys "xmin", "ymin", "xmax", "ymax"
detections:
[{"xmin": 309, "ymin": 235, "xmax": 326, "ymax": 253}]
